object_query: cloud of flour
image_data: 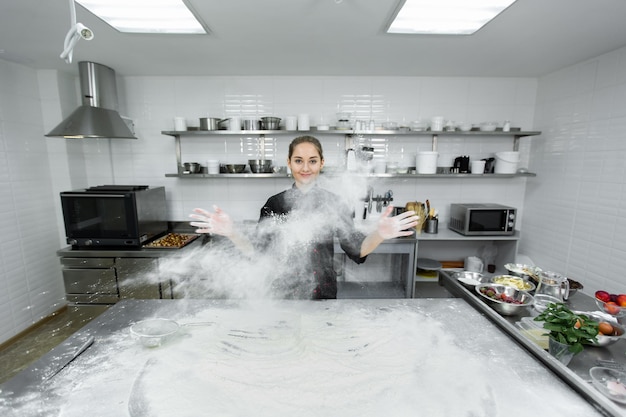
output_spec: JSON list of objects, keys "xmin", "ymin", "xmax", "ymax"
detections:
[{"xmin": 141, "ymin": 171, "xmax": 380, "ymax": 300}]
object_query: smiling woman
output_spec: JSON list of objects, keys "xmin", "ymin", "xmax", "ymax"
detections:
[{"xmin": 189, "ymin": 135, "xmax": 419, "ymax": 300}]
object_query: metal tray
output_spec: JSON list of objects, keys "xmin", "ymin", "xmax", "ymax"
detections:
[{"xmin": 143, "ymin": 233, "xmax": 199, "ymax": 249}]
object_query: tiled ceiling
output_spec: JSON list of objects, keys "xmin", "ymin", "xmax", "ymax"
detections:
[{"xmin": 1, "ymin": 0, "xmax": 626, "ymax": 77}]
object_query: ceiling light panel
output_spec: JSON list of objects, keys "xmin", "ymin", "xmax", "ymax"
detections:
[
  {"xmin": 387, "ymin": 0, "xmax": 516, "ymax": 35},
  {"xmin": 76, "ymin": 0, "xmax": 208, "ymax": 34}
]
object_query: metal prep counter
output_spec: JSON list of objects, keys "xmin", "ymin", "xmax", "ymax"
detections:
[
  {"xmin": 0, "ymin": 298, "xmax": 617, "ymax": 416},
  {"xmin": 440, "ymin": 269, "xmax": 626, "ymax": 417}
]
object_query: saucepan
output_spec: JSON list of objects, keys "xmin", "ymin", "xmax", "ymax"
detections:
[
  {"xmin": 199, "ymin": 117, "xmax": 221, "ymax": 131},
  {"xmin": 130, "ymin": 318, "xmax": 213, "ymax": 347},
  {"xmin": 260, "ymin": 117, "xmax": 281, "ymax": 130}
]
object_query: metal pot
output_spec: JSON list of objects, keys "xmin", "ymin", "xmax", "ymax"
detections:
[
  {"xmin": 260, "ymin": 117, "xmax": 281, "ymax": 130},
  {"xmin": 183, "ymin": 162, "xmax": 201, "ymax": 173},
  {"xmin": 199, "ymin": 117, "xmax": 221, "ymax": 131},
  {"xmin": 218, "ymin": 118, "xmax": 230, "ymax": 130},
  {"xmin": 243, "ymin": 118, "xmax": 261, "ymax": 130}
]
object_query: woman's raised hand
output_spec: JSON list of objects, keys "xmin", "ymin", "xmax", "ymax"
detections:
[
  {"xmin": 189, "ymin": 205, "xmax": 234, "ymax": 237},
  {"xmin": 376, "ymin": 206, "xmax": 419, "ymax": 239}
]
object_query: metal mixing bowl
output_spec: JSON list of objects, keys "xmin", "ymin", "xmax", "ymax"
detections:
[
  {"xmin": 453, "ymin": 271, "xmax": 488, "ymax": 290},
  {"xmin": 224, "ymin": 164, "xmax": 246, "ymax": 173},
  {"xmin": 249, "ymin": 159, "xmax": 273, "ymax": 173},
  {"xmin": 491, "ymin": 274, "xmax": 536, "ymax": 292},
  {"xmin": 504, "ymin": 263, "xmax": 542, "ymax": 282},
  {"xmin": 475, "ymin": 283, "xmax": 534, "ymax": 316}
]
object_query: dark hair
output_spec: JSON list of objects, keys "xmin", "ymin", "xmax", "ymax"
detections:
[{"xmin": 288, "ymin": 136, "xmax": 324, "ymax": 161}]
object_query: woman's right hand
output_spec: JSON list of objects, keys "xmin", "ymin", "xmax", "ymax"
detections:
[{"xmin": 189, "ymin": 206, "xmax": 234, "ymax": 237}]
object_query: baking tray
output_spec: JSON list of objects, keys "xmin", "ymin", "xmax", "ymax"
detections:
[{"xmin": 143, "ymin": 233, "xmax": 200, "ymax": 249}]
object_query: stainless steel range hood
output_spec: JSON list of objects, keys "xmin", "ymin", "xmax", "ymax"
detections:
[{"xmin": 46, "ymin": 61, "xmax": 136, "ymax": 139}]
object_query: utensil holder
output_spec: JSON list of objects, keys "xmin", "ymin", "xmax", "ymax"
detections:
[{"xmin": 425, "ymin": 218, "xmax": 438, "ymax": 234}]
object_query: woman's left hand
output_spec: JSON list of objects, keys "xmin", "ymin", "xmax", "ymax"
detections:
[{"xmin": 376, "ymin": 206, "xmax": 419, "ymax": 239}]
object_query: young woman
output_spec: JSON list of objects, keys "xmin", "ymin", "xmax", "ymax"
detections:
[{"xmin": 190, "ymin": 135, "xmax": 418, "ymax": 299}]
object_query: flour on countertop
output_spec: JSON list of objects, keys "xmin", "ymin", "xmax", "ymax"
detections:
[{"xmin": 1, "ymin": 302, "xmax": 604, "ymax": 417}]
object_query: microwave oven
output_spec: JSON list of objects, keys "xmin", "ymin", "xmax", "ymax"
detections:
[
  {"xmin": 60, "ymin": 185, "xmax": 168, "ymax": 248},
  {"xmin": 448, "ymin": 203, "xmax": 517, "ymax": 236}
]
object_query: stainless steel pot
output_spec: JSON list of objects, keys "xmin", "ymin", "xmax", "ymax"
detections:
[
  {"xmin": 199, "ymin": 117, "xmax": 221, "ymax": 131},
  {"xmin": 243, "ymin": 119, "xmax": 261, "ymax": 130},
  {"xmin": 183, "ymin": 162, "xmax": 201, "ymax": 173},
  {"xmin": 260, "ymin": 117, "xmax": 281, "ymax": 130},
  {"xmin": 218, "ymin": 118, "xmax": 230, "ymax": 130}
]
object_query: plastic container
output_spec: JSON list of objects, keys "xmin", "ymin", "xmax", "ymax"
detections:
[
  {"xmin": 471, "ymin": 160, "xmax": 486, "ymax": 174},
  {"xmin": 416, "ymin": 151, "xmax": 438, "ymax": 174},
  {"xmin": 515, "ymin": 317, "xmax": 549, "ymax": 349},
  {"xmin": 494, "ymin": 151, "xmax": 520, "ymax": 174}
]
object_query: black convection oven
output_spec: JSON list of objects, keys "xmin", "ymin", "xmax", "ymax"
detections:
[{"xmin": 60, "ymin": 185, "xmax": 168, "ymax": 248}]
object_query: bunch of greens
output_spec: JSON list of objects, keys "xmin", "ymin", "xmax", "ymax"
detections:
[{"xmin": 534, "ymin": 302, "xmax": 599, "ymax": 354}]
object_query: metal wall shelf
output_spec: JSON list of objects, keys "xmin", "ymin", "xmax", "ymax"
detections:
[
  {"xmin": 164, "ymin": 172, "xmax": 537, "ymax": 178},
  {"xmin": 162, "ymin": 128, "xmax": 541, "ymax": 137},
  {"xmin": 161, "ymin": 128, "xmax": 541, "ymax": 178}
]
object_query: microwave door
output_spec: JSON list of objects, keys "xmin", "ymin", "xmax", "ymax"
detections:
[{"xmin": 468, "ymin": 210, "xmax": 506, "ymax": 232}]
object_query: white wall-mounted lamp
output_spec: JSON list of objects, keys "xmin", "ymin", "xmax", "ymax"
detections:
[{"xmin": 60, "ymin": 0, "xmax": 94, "ymax": 63}]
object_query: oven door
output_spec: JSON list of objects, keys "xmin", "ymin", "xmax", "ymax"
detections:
[{"xmin": 61, "ymin": 192, "xmax": 140, "ymax": 246}]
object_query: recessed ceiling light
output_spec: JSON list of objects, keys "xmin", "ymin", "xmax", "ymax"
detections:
[
  {"xmin": 387, "ymin": 0, "xmax": 516, "ymax": 35},
  {"xmin": 75, "ymin": 0, "xmax": 209, "ymax": 34}
]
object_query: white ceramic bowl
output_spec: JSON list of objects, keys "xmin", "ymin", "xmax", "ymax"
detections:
[{"xmin": 479, "ymin": 122, "xmax": 498, "ymax": 132}]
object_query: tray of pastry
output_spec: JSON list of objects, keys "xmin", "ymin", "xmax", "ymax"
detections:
[{"xmin": 143, "ymin": 233, "xmax": 200, "ymax": 249}]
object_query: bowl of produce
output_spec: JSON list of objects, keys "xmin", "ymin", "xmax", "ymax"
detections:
[
  {"xmin": 130, "ymin": 318, "xmax": 180, "ymax": 348},
  {"xmin": 224, "ymin": 164, "xmax": 247, "ymax": 173},
  {"xmin": 453, "ymin": 271, "xmax": 488, "ymax": 289},
  {"xmin": 589, "ymin": 367, "xmax": 626, "ymax": 404},
  {"xmin": 491, "ymin": 274, "xmax": 536, "ymax": 292},
  {"xmin": 595, "ymin": 290, "xmax": 626, "ymax": 317},
  {"xmin": 475, "ymin": 283, "xmax": 535, "ymax": 316},
  {"xmin": 591, "ymin": 319, "xmax": 625, "ymax": 347},
  {"xmin": 504, "ymin": 263, "xmax": 542, "ymax": 282}
]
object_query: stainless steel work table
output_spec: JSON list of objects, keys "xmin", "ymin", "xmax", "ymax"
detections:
[
  {"xmin": 0, "ymin": 298, "xmax": 616, "ymax": 416},
  {"xmin": 440, "ymin": 269, "xmax": 626, "ymax": 417}
]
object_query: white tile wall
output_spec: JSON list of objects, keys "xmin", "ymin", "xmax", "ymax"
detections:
[
  {"xmin": 520, "ymin": 45, "xmax": 626, "ymax": 296},
  {"xmin": 119, "ymin": 75, "xmax": 537, "ymax": 225},
  {"xmin": 0, "ymin": 60, "xmax": 66, "ymax": 343}
]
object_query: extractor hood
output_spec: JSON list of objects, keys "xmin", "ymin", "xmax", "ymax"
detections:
[{"xmin": 46, "ymin": 61, "xmax": 136, "ymax": 139}]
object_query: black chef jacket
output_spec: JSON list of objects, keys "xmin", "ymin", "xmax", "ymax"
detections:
[{"xmin": 256, "ymin": 184, "xmax": 367, "ymax": 299}]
